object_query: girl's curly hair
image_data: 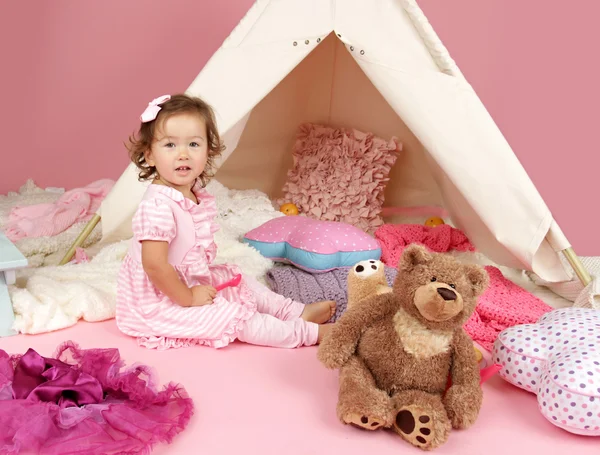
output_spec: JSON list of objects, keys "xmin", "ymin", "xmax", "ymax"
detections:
[{"xmin": 126, "ymin": 94, "xmax": 225, "ymax": 187}]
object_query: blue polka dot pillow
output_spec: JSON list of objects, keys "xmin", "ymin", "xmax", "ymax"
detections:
[
  {"xmin": 492, "ymin": 307, "xmax": 600, "ymax": 435},
  {"xmin": 243, "ymin": 216, "xmax": 381, "ymax": 273}
]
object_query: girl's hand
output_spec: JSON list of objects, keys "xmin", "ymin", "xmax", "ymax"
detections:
[{"xmin": 191, "ymin": 285, "xmax": 217, "ymax": 306}]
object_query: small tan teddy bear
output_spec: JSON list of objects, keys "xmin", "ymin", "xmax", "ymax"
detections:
[
  {"xmin": 346, "ymin": 259, "xmax": 392, "ymax": 310},
  {"xmin": 334, "ymin": 259, "xmax": 393, "ymax": 428},
  {"xmin": 318, "ymin": 244, "xmax": 489, "ymax": 450}
]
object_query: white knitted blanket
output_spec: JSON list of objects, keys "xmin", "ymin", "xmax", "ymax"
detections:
[
  {"xmin": 527, "ymin": 256, "xmax": 600, "ymax": 310},
  {"xmin": 1, "ymin": 180, "xmax": 284, "ymax": 334}
]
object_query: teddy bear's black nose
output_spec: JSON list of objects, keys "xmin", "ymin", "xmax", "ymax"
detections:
[
  {"xmin": 356, "ymin": 265, "xmax": 364, "ymax": 272},
  {"xmin": 437, "ymin": 287, "xmax": 457, "ymax": 301}
]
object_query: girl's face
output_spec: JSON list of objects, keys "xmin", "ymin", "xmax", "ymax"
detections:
[{"xmin": 144, "ymin": 113, "xmax": 208, "ymax": 192}]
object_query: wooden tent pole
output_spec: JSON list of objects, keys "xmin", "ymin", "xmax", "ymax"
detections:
[
  {"xmin": 58, "ymin": 214, "xmax": 101, "ymax": 265},
  {"xmin": 561, "ymin": 247, "xmax": 592, "ymax": 287}
]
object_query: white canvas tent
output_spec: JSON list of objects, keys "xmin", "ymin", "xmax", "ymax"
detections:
[{"xmin": 62, "ymin": 0, "xmax": 590, "ymax": 287}]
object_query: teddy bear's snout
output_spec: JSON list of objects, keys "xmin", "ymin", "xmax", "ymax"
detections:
[
  {"xmin": 437, "ymin": 287, "xmax": 457, "ymax": 301},
  {"xmin": 413, "ymin": 283, "xmax": 464, "ymax": 322}
]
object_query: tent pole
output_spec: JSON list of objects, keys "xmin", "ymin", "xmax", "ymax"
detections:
[
  {"xmin": 58, "ymin": 214, "xmax": 101, "ymax": 265},
  {"xmin": 561, "ymin": 247, "xmax": 592, "ymax": 287}
]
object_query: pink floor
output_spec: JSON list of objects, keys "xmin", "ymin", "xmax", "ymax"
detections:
[{"xmin": 1, "ymin": 320, "xmax": 598, "ymax": 455}]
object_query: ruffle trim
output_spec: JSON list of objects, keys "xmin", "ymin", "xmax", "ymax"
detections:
[{"xmin": 147, "ymin": 183, "xmax": 220, "ymax": 252}]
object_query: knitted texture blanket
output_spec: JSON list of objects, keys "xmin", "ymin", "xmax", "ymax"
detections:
[
  {"xmin": 374, "ymin": 223, "xmax": 475, "ymax": 267},
  {"xmin": 266, "ymin": 264, "xmax": 553, "ymax": 351},
  {"xmin": 465, "ymin": 266, "xmax": 553, "ymax": 351}
]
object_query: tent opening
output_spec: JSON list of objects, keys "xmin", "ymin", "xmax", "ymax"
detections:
[{"xmin": 214, "ymin": 32, "xmax": 443, "ymax": 214}]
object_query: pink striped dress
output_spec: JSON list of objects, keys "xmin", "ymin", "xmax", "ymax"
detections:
[{"xmin": 115, "ymin": 182, "xmax": 258, "ymax": 350}]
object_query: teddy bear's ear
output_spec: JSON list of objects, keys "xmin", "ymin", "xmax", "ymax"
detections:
[
  {"xmin": 463, "ymin": 264, "xmax": 489, "ymax": 296},
  {"xmin": 399, "ymin": 244, "xmax": 432, "ymax": 271}
]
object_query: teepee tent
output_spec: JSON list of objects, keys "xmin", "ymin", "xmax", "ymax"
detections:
[{"xmin": 61, "ymin": 0, "xmax": 590, "ymax": 287}]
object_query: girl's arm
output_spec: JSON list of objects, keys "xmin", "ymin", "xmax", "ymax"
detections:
[{"xmin": 141, "ymin": 239, "xmax": 194, "ymax": 307}]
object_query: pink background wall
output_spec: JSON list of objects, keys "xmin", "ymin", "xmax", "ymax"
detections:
[{"xmin": 1, "ymin": 0, "xmax": 598, "ymax": 255}]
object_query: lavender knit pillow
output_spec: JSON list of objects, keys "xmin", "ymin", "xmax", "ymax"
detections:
[{"xmin": 265, "ymin": 264, "xmax": 397, "ymax": 322}]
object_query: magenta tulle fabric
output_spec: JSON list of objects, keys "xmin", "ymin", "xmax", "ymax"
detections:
[{"xmin": 0, "ymin": 342, "xmax": 194, "ymax": 454}]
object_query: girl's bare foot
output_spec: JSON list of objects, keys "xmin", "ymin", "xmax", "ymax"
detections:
[
  {"xmin": 301, "ymin": 300, "xmax": 337, "ymax": 324},
  {"xmin": 317, "ymin": 323, "xmax": 334, "ymax": 343}
]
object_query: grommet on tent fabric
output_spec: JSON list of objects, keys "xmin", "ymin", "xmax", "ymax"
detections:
[
  {"xmin": 350, "ymin": 46, "xmax": 354, "ymax": 51},
  {"xmin": 317, "ymin": 38, "xmax": 321, "ymax": 42},
  {"xmin": 305, "ymin": 40, "xmax": 309, "ymax": 44},
  {"xmin": 293, "ymin": 41, "xmax": 297, "ymax": 46},
  {"xmin": 360, "ymin": 50, "xmax": 365, "ymax": 55}
]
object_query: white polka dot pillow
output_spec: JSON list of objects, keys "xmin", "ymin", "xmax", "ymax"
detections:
[
  {"xmin": 492, "ymin": 307, "xmax": 600, "ymax": 435},
  {"xmin": 243, "ymin": 216, "xmax": 381, "ymax": 273}
]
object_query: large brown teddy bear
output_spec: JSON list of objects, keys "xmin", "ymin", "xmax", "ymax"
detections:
[{"xmin": 317, "ymin": 244, "xmax": 489, "ymax": 450}]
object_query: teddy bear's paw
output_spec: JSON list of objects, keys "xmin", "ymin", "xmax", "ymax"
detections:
[
  {"xmin": 343, "ymin": 413, "xmax": 385, "ymax": 431},
  {"xmin": 316, "ymin": 346, "xmax": 346, "ymax": 369},
  {"xmin": 393, "ymin": 405, "xmax": 450, "ymax": 451},
  {"xmin": 443, "ymin": 385, "xmax": 482, "ymax": 429},
  {"xmin": 317, "ymin": 337, "xmax": 355, "ymax": 369}
]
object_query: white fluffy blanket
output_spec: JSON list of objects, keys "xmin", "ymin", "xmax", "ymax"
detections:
[{"xmin": 1, "ymin": 180, "xmax": 284, "ymax": 334}]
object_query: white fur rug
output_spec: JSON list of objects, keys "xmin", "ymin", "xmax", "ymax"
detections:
[{"xmin": 1, "ymin": 180, "xmax": 284, "ymax": 334}]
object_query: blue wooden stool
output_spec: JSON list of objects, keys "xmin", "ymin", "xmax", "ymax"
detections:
[{"xmin": 0, "ymin": 233, "xmax": 27, "ymax": 337}]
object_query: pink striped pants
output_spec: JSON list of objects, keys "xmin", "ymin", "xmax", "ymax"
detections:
[{"xmin": 237, "ymin": 275, "xmax": 319, "ymax": 348}]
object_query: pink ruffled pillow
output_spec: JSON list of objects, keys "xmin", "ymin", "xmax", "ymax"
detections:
[{"xmin": 278, "ymin": 123, "xmax": 401, "ymax": 234}]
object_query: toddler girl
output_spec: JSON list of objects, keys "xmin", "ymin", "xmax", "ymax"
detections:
[{"xmin": 115, "ymin": 94, "xmax": 336, "ymax": 350}]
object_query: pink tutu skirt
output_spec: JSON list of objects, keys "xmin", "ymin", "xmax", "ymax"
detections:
[{"xmin": 0, "ymin": 341, "xmax": 193, "ymax": 454}]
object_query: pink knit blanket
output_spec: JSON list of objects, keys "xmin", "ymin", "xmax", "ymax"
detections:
[
  {"xmin": 374, "ymin": 223, "xmax": 553, "ymax": 351},
  {"xmin": 466, "ymin": 266, "xmax": 552, "ymax": 351},
  {"xmin": 4, "ymin": 179, "xmax": 114, "ymax": 241},
  {"xmin": 374, "ymin": 223, "xmax": 475, "ymax": 267}
]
